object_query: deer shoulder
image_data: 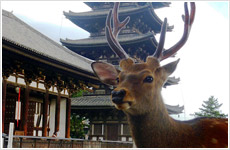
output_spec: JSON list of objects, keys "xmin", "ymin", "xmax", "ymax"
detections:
[
  {"xmin": 193, "ymin": 118, "xmax": 228, "ymax": 148},
  {"xmin": 174, "ymin": 117, "xmax": 228, "ymax": 148}
]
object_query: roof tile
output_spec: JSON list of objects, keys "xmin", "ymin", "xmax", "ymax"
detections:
[
  {"xmin": 2, "ymin": 10, "xmax": 94, "ymax": 73},
  {"xmin": 71, "ymin": 95, "xmax": 184, "ymax": 114}
]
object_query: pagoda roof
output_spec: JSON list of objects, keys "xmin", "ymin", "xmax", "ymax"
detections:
[
  {"xmin": 63, "ymin": 4, "xmax": 173, "ymax": 34},
  {"xmin": 84, "ymin": 2, "xmax": 171, "ymax": 10},
  {"xmin": 2, "ymin": 10, "xmax": 97, "ymax": 80},
  {"xmin": 60, "ymin": 32, "xmax": 180, "ymax": 87},
  {"xmin": 60, "ymin": 32, "xmax": 157, "ymax": 48},
  {"xmin": 71, "ymin": 95, "xmax": 184, "ymax": 114},
  {"xmin": 60, "ymin": 32, "xmax": 159, "ymax": 62}
]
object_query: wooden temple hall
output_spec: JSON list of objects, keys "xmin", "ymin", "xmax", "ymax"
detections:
[{"xmin": 2, "ymin": 10, "xmax": 100, "ymax": 138}]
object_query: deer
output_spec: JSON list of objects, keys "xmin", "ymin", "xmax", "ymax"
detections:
[{"xmin": 91, "ymin": 2, "xmax": 228, "ymax": 148}]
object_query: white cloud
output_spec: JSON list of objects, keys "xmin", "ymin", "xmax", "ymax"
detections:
[{"xmin": 2, "ymin": 1, "xmax": 91, "ymax": 25}]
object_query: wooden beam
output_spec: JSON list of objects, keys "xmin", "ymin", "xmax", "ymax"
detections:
[
  {"xmin": 42, "ymin": 88, "xmax": 49, "ymax": 137},
  {"xmin": 3, "ymin": 44, "xmax": 98, "ymax": 81},
  {"xmin": 65, "ymin": 97, "xmax": 71, "ymax": 138},
  {"xmin": 22, "ymin": 83, "xmax": 30, "ymax": 135},
  {"xmin": 6, "ymin": 81, "xmax": 69, "ymax": 98},
  {"xmin": 2, "ymin": 77, "xmax": 7, "ymax": 132}
]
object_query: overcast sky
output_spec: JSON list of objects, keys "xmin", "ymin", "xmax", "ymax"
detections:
[{"xmin": 1, "ymin": 1, "xmax": 229, "ymax": 119}]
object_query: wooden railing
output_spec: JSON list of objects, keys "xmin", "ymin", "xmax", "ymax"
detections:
[{"xmin": 2, "ymin": 134, "xmax": 133, "ymax": 148}]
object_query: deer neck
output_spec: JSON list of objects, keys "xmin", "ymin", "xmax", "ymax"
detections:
[{"xmin": 125, "ymin": 93, "xmax": 190, "ymax": 148}]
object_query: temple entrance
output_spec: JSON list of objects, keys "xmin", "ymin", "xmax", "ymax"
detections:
[
  {"xmin": 106, "ymin": 124, "xmax": 118, "ymax": 141},
  {"xmin": 4, "ymin": 93, "xmax": 17, "ymax": 134},
  {"xmin": 27, "ymin": 101, "xmax": 36, "ymax": 136}
]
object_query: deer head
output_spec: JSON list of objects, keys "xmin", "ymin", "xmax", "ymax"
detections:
[{"xmin": 92, "ymin": 2, "xmax": 195, "ymax": 115}]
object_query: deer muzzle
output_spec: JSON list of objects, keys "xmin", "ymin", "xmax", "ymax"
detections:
[{"xmin": 111, "ymin": 89, "xmax": 126, "ymax": 104}]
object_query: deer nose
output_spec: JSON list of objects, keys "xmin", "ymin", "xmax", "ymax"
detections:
[{"xmin": 111, "ymin": 89, "xmax": 126, "ymax": 104}]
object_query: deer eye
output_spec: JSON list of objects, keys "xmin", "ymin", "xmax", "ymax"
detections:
[
  {"xmin": 143, "ymin": 76, "xmax": 153, "ymax": 83},
  {"xmin": 116, "ymin": 77, "xmax": 119, "ymax": 83}
]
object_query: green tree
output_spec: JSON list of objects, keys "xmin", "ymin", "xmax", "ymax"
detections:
[
  {"xmin": 194, "ymin": 96, "xmax": 228, "ymax": 118},
  {"xmin": 71, "ymin": 89, "xmax": 88, "ymax": 98},
  {"xmin": 70, "ymin": 114, "xmax": 90, "ymax": 139},
  {"xmin": 70, "ymin": 89, "xmax": 91, "ymax": 138}
]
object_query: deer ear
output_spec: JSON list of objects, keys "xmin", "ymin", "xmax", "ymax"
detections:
[
  {"xmin": 161, "ymin": 59, "xmax": 180, "ymax": 77},
  {"xmin": 91, "ymin": 62, "xmax": 119, "ymax": 86}
]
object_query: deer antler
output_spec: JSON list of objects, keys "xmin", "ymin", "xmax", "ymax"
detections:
[
  {"xmin": 153, "ymin": 2, "xmax": 196, "ymax": 61},
  {"xmin": 152, "ymin": 18, "xmax": 168, "ymax": 59},
  {"xmin": 105, "ymin": 2, "xmax": 130, "ymax": 59}
]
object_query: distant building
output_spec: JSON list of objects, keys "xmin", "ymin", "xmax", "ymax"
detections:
[
  {"xmin": 71, "ymin": 95, "xmax": 184, "ymax": 141},
  {"xmin": 61, "ymin": 2, "xmax": 179, "ymax": 87},
  {"xmin": 61, "ymin": 2, "xmax": 173, "ymax": 63}
]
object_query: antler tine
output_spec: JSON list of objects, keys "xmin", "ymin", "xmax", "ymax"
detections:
[
  {"xmin": 105, "ymin": 2, "xmax": 130, "ymax": 59},
  {"xmin": 152, "ymin": 18, "xmax": 167, "ymax": 59},
  {"xmin": 160, "ymin": 2, "xmax": 196, "ymax": 61},
  {"xmin": 112, "ymin": 3, "xmax": 130, "ymax": 37},
  {"xmin": 189, "ymin": 2, "xmax": 196, "ymax": 26}
]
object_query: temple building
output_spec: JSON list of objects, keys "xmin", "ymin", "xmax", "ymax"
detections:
[
  {"xmin": 71, "ymin": 95, "xmax": 184, "ymax": 141},
  {"xmin": 2, "ymin": 10, "xmax": 100, "ymax": 138},
  {"xmin": 61, "ymin": 2, "xmax": 179, "ymax": 86},
  {"xmin": 61, "ymin": 2, "xmax": 183, "ymax": 141},
  {"xmin": 61, "ymin": 2, "xmax": 174, "ymax": 64}
]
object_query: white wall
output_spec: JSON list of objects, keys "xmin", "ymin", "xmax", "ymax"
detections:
[
  {"xmin": 47, "ymin": 98, "xmax": 67, "ymax": 138},
  {"xmin": 49, "ymin": 99, "xmax": 56, "ymax": 136},
  {"xmin": 59, "ymin": 98, "xmax": 66, "ymax": 138}
]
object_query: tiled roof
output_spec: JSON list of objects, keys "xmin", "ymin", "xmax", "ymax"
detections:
[
  {"xmin": 71, "ymin": 95, "xmax": 184, "ymax": 114},
  {"xmin": 65, "ymin": 5, "xmax": 150, "ymax": 17},
  {"xmin": 2, "ymin": 10, "xmax": 94, "ymax": 73},
  {"xmin": 72, "ymin": 95, "xmax": 113, "ymax": 107},
  {"xmin": 164, "ymin": 77, "xmax": 180, "ymax": 87},
  {"xmin": 84, "ymin": 2, "xmax": 171, "ymax": 9},
  {"xmin": 63, "ymin": 4, "xmax": 173, "ymax": 34},
  {"xmin": 60, "ymin": 32, "xmax": 155, "ymax": 47}
]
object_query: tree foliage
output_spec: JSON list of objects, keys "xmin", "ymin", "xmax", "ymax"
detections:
[
  {"xmin": 70, "ymin": 114, "xmax": 90, "ymax": 139},
  {"xmin": 71, "ymin": 89, "xmax": 88, "ymax": 98},
  {"xmin": 194, "ymin": 96, "xmax": 228, "ymax": 118}
]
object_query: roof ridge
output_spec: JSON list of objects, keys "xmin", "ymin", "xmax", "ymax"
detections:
[
  {"xmin": 64, "ymin": 5, "xmax": 150, "ymax": 17},
  {"xmin": 60, "ymin": 32, "xmax": 154, "ymax": 46},
  {"xmin": 2, "ymin": 10, "xmax": 62, "ymax": 49}
]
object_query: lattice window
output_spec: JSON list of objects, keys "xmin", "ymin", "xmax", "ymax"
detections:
[
  {"xmin": 94, "ymin": 124, "xmax": 103, "ymax": 135},
  {"xmin": 123, "ymin": 124, "xmax": 131, "ymax": 135},
  {"xmin": 27, "ymin": 101, "xmax": 36, "ymax": 136}
]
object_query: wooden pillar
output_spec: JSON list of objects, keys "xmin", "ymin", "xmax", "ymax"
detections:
[
  {"xmin": 65, "ymin": 96, "xmax": 71, "ymax": 138},
  {"xmin": 22, "ymin": 82, "xmax": 30, "ymax": 135},
  {"xmin": 42, "ymin": 86, "xmax": 49, "ymax": 137},
  {"xmin": 2, "ymin": 77, "xmax": 7, "ymax": 133},
  {"xmin": 54, "ymin": 90, "xmax": 61, "ymax": 135}
]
